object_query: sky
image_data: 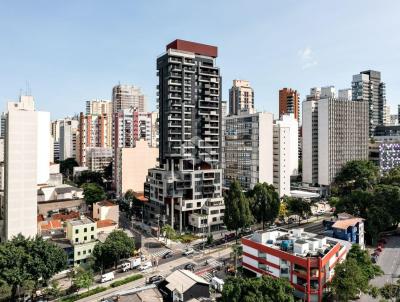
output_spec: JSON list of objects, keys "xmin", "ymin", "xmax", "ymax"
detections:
[{"xmin": 0, "ymin": 0, "xmax": 399, "ymax": 119}]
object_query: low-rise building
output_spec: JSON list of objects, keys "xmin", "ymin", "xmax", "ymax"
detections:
[
  {"xmin": 241, "ymin": 228, "xmax": 350, "ymax": 302},
  {"xmin": 66, "ymin": 216, "xmax": 97, "ymax": 266},
  {"xmin": 323, "ymin": 213, "xmax": 364, "ymax": 247},
  {"xmin": 158, "ymin": 269, "xmax": 210, "ymax": 302},
  {"xmin": 369, "ymin": 140, "xmax": 400, "ymax": 173},
  {"xmin": 93, "ymin": 200, "xmax": 119, "ymax": 222}
]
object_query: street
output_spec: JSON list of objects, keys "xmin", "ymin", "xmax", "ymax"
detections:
[{"xmin": 360, "ymin": 235, "xmax": 400, "ymax": 302}]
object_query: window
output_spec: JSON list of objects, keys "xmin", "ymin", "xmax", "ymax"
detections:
[
  {"xmin": 83, "ymin": 250, "xmax": 86, "ymax": 255},
  {"xmin": 84, "ymin": 228, "xmax": 87, "ymax": 232},
  {"xmin": 75, "ymin": 229, "xmax": 79, "ymax": 234},
  {"xmin": 76, "ymin": 260, "xmax": 80, "ymax": 264},
  {"xmin": 77, "ymin": 251, "xmax": 81, "ymax": 256},
  {"xmin": 91, "ymin": 226, "xmax": 94, "ymax": 231},
  {"xmin": 91, "ymin": 235, "xmax": 94, "ymax": 240},
  {"xmin": 89, "ymin": 249, "xmax": 92, "ymax": 253},
  {"xmin": 75, "ymin": 238, "xmax": 78, "ymax": 243},
  {"xmin": 84, "ymin": 236, "xmax": 87, "ymax": 241},
  {"xmin": 197, "ymin": 202, "xmax": 201, "ymax": 207}
]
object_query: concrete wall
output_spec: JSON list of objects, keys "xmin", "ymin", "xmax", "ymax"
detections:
[
  {"xmin": 119, "ymin": 141, "xmax": 158, "ymax": 194},
  {"xmin": 258, "ymin": 112, "xmax": 274, "ymax": 185}
]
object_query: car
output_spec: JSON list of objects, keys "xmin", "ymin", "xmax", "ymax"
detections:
[
  {"xmin": 139, "ymin": 261, "xmax": 153, "ymax": 271},
  {"xmin": 146, "ymin": 275, "xmax": 163, "ymax": 284},
  {"xmin": 163, "ymin": 251, "xmax": 173, "ymax": 259},
  {"xmin": 184, "ymin": 263, "xmax": 195, "ymax": 270},
  {"xmin": 182, "ymin": 248, "xmax": 195, "ymax": 256}
]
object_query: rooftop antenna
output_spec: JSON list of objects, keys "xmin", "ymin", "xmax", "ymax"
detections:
[{"xmin": 25, "ymin": 81, "xmax": 31, "ymax": 96}]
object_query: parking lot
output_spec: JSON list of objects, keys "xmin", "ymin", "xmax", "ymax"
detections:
[{"xmin": 360, "ymin": 235, "xmax": 400, "ymax": 301}]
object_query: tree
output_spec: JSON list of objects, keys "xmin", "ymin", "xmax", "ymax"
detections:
[
  {"xmin": 333, "ymin": 160, "xmax": 379, "ymax": 195},
  {"xmin": 347, "ymin": 244, "xmax": 382, "ymax": 280},
  {"xmin": 43, "ymin": 280, "xmax": 62, "ymax": 299},
  {"xmin": 76, "ymin": 170, "xmax": 104, "ymax": 188},
  {"xmin": 248, "ymin": 183, "xmax": 280, "ymax": 229},
  {"xmin": 221, "ymin": 275, "xmax": 294, "ymax": 302},
  {"xmin": 73, "ymin": 268, "xmax": 93, "ymax": 292},
  {"xmin": 82, "ymin": 183, "xmax": 106, "ymax": 206},
  {"xmin": 223, "ymin": 181, "xmax": 253, "ymax": 243},
  {"xmin": 330, "ymin": 258, "xmax": 368, "ymax": 302},
  {"xmin": 285, "ymin": 197, "xmax": 312, "ymax": 225},
  {"xmin": 278, "ymin": 202, "xmax": 288, "ymax": 221},
  {"xmin": 0, "ymin": 235, "xmax": 67, "ymax": 301},
  {"xmin": 379, "ymin": 280, "xmax": 400, "ymax": 300},
  {"xmin": 59, "ymin": 158, "xmax": 79, "ymax": 180},
  {"xmin": 329, "ymin": 245, "xmax": 382, "ymax": 302},
  {"xmin": 92, "ymin": 230, "xmax": 135, "ymax": 271},
  {"xmin": 161, "ymin": 224, "xmax": 176, "ymax": 244},
  {"xmin": 103, "ymin": 161, "xmax": 113, "ymax": 181},
  {"xmin": 380, "ymin": 166, "xmax": 400, "ymax": 186},
  {"xmin": 0, "ymin": 282, "xmax": 11, "ymax": 301}
]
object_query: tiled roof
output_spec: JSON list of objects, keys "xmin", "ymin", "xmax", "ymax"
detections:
[
  {"xmin": 97, "ymin": 219, "xmax": 117, "ymax": 228},
  {"xmin": 332, "ymin": 218, "xmax": 364, "ymax": 230},
  {"xmin": 52, "ymin": 211, "xmax": 80, "ymax": 221},
  {"xmin": 41, "ymin": 219, "xmax": 63, "ymax": 230}
]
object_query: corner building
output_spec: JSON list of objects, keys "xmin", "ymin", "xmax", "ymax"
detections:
[{"xmin": 144, "ymin": 40, "xmax": 224, "ymax": 233}]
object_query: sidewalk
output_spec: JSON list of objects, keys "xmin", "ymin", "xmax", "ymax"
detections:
[{"xmin": 75, "ymin": 246, "xmax": 232, "ymax": 302}]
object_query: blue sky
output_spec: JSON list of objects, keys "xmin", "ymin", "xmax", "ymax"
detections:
[{"xmin": 0, "ymin": 0, "xmax": 399, "ymax": 119}]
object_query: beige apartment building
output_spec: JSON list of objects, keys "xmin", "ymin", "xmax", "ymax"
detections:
[
  {"xmin": 228, "ymin": 80, "xmax": 255, "ymax": 116},
  {"xmin": 66, "ymin": 217, "xmax": 97, "ymax": 266},
  {"xmin": 116, "ymin": 140, "xmax": 158, "ymax": 196}
]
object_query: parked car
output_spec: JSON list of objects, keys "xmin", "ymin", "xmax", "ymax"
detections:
[
  {"xmin": 163, "ymin": 251, "xmax": 173, "ymax": 259},
  {"xmin": 182, "ymin": 248, "xmax": 195, "ymax": 256},
  {"xmin": 224, "ymin": 233, "xmax": 236, "ymax": 242},
  {"xmin": 184, "ymin": 263, "xmax": 195, "ymax": 271},
  {"xmin": 146, "ymin": 275, "xmax": 163, "ymax": 284},
  {"xmin": 101, "ymin": 272, "xmax": 115, "ymax": 283},
  {"xmin": 139, "ymin": 261, "xmax": 153, "ymax": 271}
]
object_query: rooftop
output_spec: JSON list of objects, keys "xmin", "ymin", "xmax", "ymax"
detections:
[
  {"xmin": 40, "ymin": 219, "xmax": 63, "ymax": 230},
  {"xmin": 244, "ymin": 228, "xmax": 349, "ymax": 258},
  {"xmin": 165, "ymin": 269, "xmax": 209, "ymax": 293},
  {"xmin": 96, "ymin": 200, "xmax": 117, "ymax": 207},
  {"xmin": 97, "ymin": 219, "xmax": 117, "ymax": 228},
  {"xmin": 68, "ymin": 216, "xmax": 95, "ymax": 226},
  {"xmin": 332, "ymin": 218, "xmax": 364, "ymax": 230},
  {"xmin": 52, "ymin": 211, "xmax": 80, "ymax": 221},
  {"xmin": 166, "ymin": 39, "xmax": 218, "ymax": 58}
]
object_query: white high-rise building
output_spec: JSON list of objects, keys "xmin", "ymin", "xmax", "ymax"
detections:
[
  {"xmin": 1, "ymin": 95, "xmax": 50, "ymax": 241},
  {"xmin": 112, "ymin": 85, "xmax": 147, "ymax": 113},
  {"xmin": 59, "ymin": 119, "xmax": 79, "ymax": 160},
  {"xmin": 338, "ymin": 88, "xmax": 352, "ymax": 100},
  {"xmin": 273, "ymin": 114, "xmax": 298, "ymax": 197},
  {"xmin": 303, "ymin": 89, "xmax": 369, "ymax": 188},
  {"xmin": 86, "ymin": 99, "xmax": 112, "ymax": 116}
]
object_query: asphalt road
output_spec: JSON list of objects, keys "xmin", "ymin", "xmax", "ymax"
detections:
[{"xmin": 360, "ymin": 235, "xmax": 400, "ymax": 302}]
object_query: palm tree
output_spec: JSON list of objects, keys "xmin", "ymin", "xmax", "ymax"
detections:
[{"xmin": 161, "ymin": 224, "xmax": 176, "ymax": 245}]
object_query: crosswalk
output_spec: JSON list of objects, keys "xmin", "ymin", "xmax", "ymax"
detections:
[
  {"xmin": 207, "ymin": 259, "xmax": 223, "ymax": 268},
  {"xmin": 148, "ymin": 248, "xmax": 170, "ymax": 258},
  {"xmin": 201, "ymin": 271, "xmax": 214, "ymax": 282}
]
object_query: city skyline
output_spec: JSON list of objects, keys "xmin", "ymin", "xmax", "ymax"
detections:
[{"xmin": 1, "ymin": 0, "xmax": 399, "ymax": 119}]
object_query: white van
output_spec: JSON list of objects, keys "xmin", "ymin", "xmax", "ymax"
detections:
[
  {"xmin": 211, "ymin": 277, "xmax": 224, "ymax": 292},
  {"xmin": 101, "ymin": 272, "xmax": 115, "ymax": 283}
]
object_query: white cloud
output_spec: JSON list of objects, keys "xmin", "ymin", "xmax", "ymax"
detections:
[{"xmin": 298, "ymin": 47, "xmax": 318, "ymax": 69}]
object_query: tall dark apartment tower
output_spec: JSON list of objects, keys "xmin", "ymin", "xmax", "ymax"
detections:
[
  {"xmin": 144, "ymin": 39, "xmax": 224, "ymax": 233},
  {"xmin": 279, "ymin": 88, "xmax": 300, "ymax": 120},
  {"xmin": 352, "ymin": 70, "xmax": 386, "ymax": 136}
]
